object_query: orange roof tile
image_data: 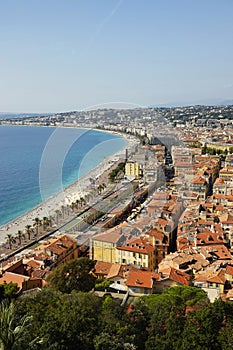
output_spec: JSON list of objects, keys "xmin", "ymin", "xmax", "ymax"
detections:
[
  {"xmin": 93, "ymin": 261, "xmax": 112, "ymax": 276},
  {"xmin": 225, "ymin": 265, "xmax": 233, "ymax": 276},
  {"xmin": 0, "ymin": 272, "xmax": 29, "ymax": 289},
  {"xmin": 168, "ymin": 267, "xmax": 190, "ymax": 286},
  {"xmin": 118, "ymin": 237, "xmax": 154, "ymax": 254},
  {"xmin": 126, "ymin": 270, "xmax": 159, "ymax": 289}
]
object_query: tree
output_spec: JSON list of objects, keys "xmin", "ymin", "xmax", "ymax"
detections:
[
  {"xmin": 80, "ymin": 197, "xmax": 86, "ymax": 207},
  {"xmin": 0, "ymin": 301, "xmax": 33, "ymax": 350},
  {"xmin": 59, "ymin": 292, "xmax": 102, "ymax": 350},
  {"xmin": 61, "ymin": 205, "xmax": 65, "ymax": 219},
  {"xmin": 42, "ymin": 217, "xmax": 49, "ymax": 231},
  {"xmin": 140, "ymin": 286, "xmax": 208, "ymax": 350},
  {"xmin": 161, "ymin": 285, "xmax": 209, "ymax": 307},
  {"xmin": 33, "ymin": 218, "xmax": 41, "ymax": 236},
  {"xmin": 127, "ymin": 299, "xmax": 150, "ymax": 350},
  {"xmin": 218, "ymin": 321, "xmax": 233, "ymax": 350},
  {"xmin": 180, "ymin": 299, "xmax": 225, "ymax": 350},
  {"xmin": 46, "ymin": 258, "xmax": 96, "ymax": 293},
  {"xmin": 24, "ymin": 225, "xmax": 32, "ymax": 240},
  {"xmin": 5, "ymin": 234, "xmax": 15, "ymax": 250},
  {"xmin": 96, "ymin": 295, "xmax": 135, "ymax": 350},
  {"xmin": 55, "ymin": 210, "xmax": 61, "ymax": 224},
  {"xmin": 2, "ymin": 283, "xmax": 18, "ymax": 301},
  {"xmin": 16, "ymin": 230, "xmax": 24, "ymax": 245},
  {"xmin": 94, "ymin": 332, "xmax": 136, "ymax": 350},
  {"xmin": 16, "ymin": 289, "xmax": 101, "ymax": 350}
]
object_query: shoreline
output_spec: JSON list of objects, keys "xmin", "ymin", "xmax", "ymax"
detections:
[{"xmin": 0, "ymin": 127, "xmax": 138, "ymax": 244}]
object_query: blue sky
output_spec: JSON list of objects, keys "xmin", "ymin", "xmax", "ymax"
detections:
[{"xmin": 0, "ymin": 0, "xmax": 233, "ymax": 112}]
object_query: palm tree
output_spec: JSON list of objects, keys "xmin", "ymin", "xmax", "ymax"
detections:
[
  {"xmin": 85, "ymin": 194, "xmax": 90, "ymax": 203},
  {"xmin": 5, "ymin": 235, "xmax": 15, "ymax": 250},
  {"xmin": 16, "ymin": 230, "xmax": 24, "ymax": 245},
  {"xmin": 80, "ymin": 197, "xmax": 86, "ymax": 207},
  {"xmin": 41, "ymin": 217, "xmax": 48, "ymax": 231},
  {"xmin": 0, "ymin": 301, "xmax": 34, "ymax": 350},
  {"xmin": 76, "ymin": 199, "xmax": 80, "ymax": 209},
  {"xmin": 47, "ymin": 216, "xmax": 53, "ymax": 227},
  {"xmin": 24, "ymin": 225, "xmax": 32, "ymax": 240},
  {"xmin": 61, "ymin": 205, "xmax": 65, "ymax": 219},
  {"xmin": 33, "ymin": 217, "xmax": 41, "ymax": 236},
  {"xmin": 70, "ymin": 202, "xmax": 76, "ymax": 212},
  {"xmin": 66, "ymin": 204, "xmax": 70, "ymax": 216},
  {"xmin": 97, "ymin": 185, "xmax": 101, "ymax": 194},
  {"xmin": 55, "ymin": 210, "xmax": 61, "ymax": 224}
]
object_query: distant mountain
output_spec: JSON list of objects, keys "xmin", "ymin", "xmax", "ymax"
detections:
[
  {"xmin": 149, "ymin": 99, "xmax": 233, "ymax": 108},
  {"xmin": 216, "ymin": 100, "xmax": 233, "ymax": 106}
]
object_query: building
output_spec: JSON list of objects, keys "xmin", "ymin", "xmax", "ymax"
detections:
[
  {"xmin": 90, "ymin": 226, "xmax": 132, "ymax": 263},
  {"xmin": 125, "ymin": 161, "xmax": 141, "ymax": 180},
  {"xmin": 116, "ymin": 237, "xmax": 155, "ymax": 269},
  {"xmin": 34, "ymin": 234, "xmax": 78, "ymax": 267}
]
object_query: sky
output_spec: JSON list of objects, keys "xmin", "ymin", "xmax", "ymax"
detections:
[{"xmin": 0, "ymin": 0, "xmax": 233, "ymax": 112}]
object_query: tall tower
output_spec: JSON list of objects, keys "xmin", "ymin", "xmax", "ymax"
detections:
[{"xmin": 125, "ymin": 148, "xmax": 128, "ymax": 162}]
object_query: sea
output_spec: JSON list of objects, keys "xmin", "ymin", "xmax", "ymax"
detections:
[{"xmin": 0, "ymin": 125, "xmax": 126, "ymax": 226}]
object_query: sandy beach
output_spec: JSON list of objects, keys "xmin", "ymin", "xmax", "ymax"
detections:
[{"xmin": 0, "ymin": 130, "xmax": 138, "ymax": 244}]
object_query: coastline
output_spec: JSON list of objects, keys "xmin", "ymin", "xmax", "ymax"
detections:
[{"xmin": 0, "ymin": 128, "xmax": 138, "ymax": 244}]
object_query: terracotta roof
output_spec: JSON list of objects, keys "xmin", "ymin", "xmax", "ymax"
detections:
[
  {"xmin": 117, "ymin": 237, "xmax": 154, "ymax": 254},
  {"xmin": 167, "ymin": 267, "xmax": 190, "ymax": 286},
  {"xmin": 207, "ymin": 270, "xmax": 226, "ymax": 284},
  {"xmin": 144, "ymin": 228, "xmax": 166, "ymax": 242},
  {"xmin": 153, "ymin": 192, "xmax": 170, "ymax": 200},
  {"xmin": 31, "ymin": 269, "xmax": 47, "ymax": 279},
  {"xmin": 93, "ymin": 261, "xmax": 112, "ymax": 276},
  {"xmin": 92, "ymin": 226, "xmax": 127, "ymax": 244},
  {"xmin": 107, "ymin": 264, "xmax": 122, "ymax": 279},
  {"xmin": 126, "ymin": 270, "xmax": 159, "ymax": 289},
  {"xmin": 197, "ymin": 232, "xmax": 224, "ymax": 245},
  {"xmin": 194, "ymin": 268, "xmax": 226, "ymax": 285},
  {"xmin": 205, "ymin": 245, "xmax": 232, "ymax": 260},
  {"xmin": 157, "ymin": 218, "xmax": 168, "ymax": 226},
  {"xmin": 220, "ymin": 213, "xmax": 233, "ymax": 224},
  {"xmin": 0, "ymin": 272, "xmax": 29, "ymax": 289},
  {"xmin": 34, "ymin": 252, "xmax": 50, "ymax": 261},
  {"xmin": 225, "ymin": 264, "xmax": 233, "ymax": 276},
  {"xmin": 191, "ymin": 176, "xmax": 206, "ymax": 185},
  {"xmin": 226, "ymin": 289, "xmax": 233, "ymax": 300},
  {"xmin": 25, "ymin": 260, "xmax": 41, "ymax": 269}
]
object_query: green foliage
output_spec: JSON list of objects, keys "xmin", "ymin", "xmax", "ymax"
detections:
[
  {"xmin": 109, "ymin": 162, "xmax": 125, "ymax": 182},
  {"xmin": 162, "ymin": 285, "xmax": 209, "ymax": 306},
  {"xmin": 95, "ymin": 279, "xmax": 111, "ymax": 291},
  {"xmin": 94, "ymin": 332, "xmax": 136, "ymax": 350},
  {"xmin": 0, "ymin": 282, "xmax": 18, "ymax": 303},
  {"xmin": 0, "ymin": 301, "xmax": 37, "ymax": 350},
  {"xmin": 46, "ymin": 258, "xmax": 96, "ymax": 294},
  {"xmin": 3, "ymin": 281, "xmax": 233, "ymax": 349},
  {"xmin": 202, "ymin": 145, "xmax": 233, "ymax": 155},
  {"xmin": 181, "ymin": 299, "xmax": 225, "ymax": 350},
  {"xmin": 2, "ymin": 283, "xmax": 18, "ymax": 301},
  {"xmin": 16, "ymin": 289, "xmax": 102, "ymax": 350}
]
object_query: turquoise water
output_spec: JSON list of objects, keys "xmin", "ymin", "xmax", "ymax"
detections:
[{"xmin": 0, "ymin": 126, "xmax": 125, "ymax": 226}]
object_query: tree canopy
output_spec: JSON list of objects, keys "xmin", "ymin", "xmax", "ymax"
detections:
[
  {"xmin": 1, "ymin": 282, "xmax": 233, "ymax": 349},
  {"xmin": 46, "ymin": 258, "xmax": 96, "ymax": 293}
]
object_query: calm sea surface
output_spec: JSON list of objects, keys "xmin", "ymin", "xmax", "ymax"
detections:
[{"xmin": 0, "ymin": 126, "xmax": 125, "ymax": 226}]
